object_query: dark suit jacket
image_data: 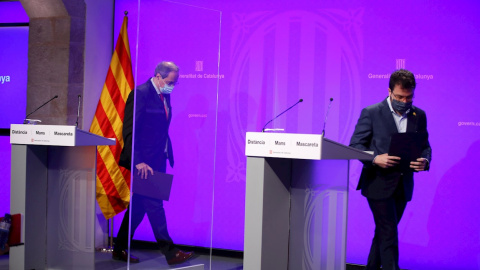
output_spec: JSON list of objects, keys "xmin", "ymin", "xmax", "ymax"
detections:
[
  {"xmin": 119, "ymin": 79, "xmax": 174, "ymax": 172},
  {"xmin": 349, "ymin": 98, "xmax": 431, "ymax": 201}
]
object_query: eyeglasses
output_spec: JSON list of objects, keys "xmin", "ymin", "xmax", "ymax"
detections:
[{"xmin": 391, "ymin": 92, "xmax": 414, "ymax": 102}]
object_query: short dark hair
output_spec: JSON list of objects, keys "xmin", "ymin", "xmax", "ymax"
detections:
[
  {"xmin": 389, "ymin": 69, "xmax": 416, "ymax": 91},
  {"xmin": 154, "ymin": 61, "xmax": 179, "ymax": 78}
]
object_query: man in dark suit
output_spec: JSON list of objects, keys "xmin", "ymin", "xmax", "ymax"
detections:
[
  {"xmin": 350, "ymin": 69, "xmax": 431, "ymax": 270},
  {"xmin": 112, "ymin": 61, "xmax": 194, "ymax": 265}
]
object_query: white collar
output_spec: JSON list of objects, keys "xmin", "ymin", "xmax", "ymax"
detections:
[{"xmin": 150, "ymin": 77, "xmax": 161, "ymax": 95}]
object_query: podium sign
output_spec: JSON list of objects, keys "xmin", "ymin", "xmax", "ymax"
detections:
[
  {"xmin": 245, "ymin": 132, "xmax": 372, "ymax": 161},
  {"xmin": 10, "ymin": 124, "xmax": 115, "ymax": 146},
  {"xmin": 245, "ymin": 132, "xmax": 322, "ymax": 160}
]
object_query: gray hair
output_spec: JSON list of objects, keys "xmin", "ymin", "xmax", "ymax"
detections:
[{"xmin": 154, "ymin": 61, "xmax": 180, "ymax": 78}]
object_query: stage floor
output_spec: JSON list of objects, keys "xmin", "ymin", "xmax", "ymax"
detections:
[
  {"xmin": 0, "ymin": 249, "xmax": 244, "ymax": 270},
  {"xmin": 0, "ymin": 249, "xmax": 372, "ymax": 269}
]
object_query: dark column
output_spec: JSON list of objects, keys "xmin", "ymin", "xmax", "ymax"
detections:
[{"xmin": 20, "ymin": 0, "xmax": 86, "ymax": 128}]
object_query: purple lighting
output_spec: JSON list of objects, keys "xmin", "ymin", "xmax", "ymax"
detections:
[
  {"xmin": 113, "ymin": 1, "xmax": 480, "ymax": 268},
  {"xmin": 1, "ymin": 0, "xmax": 473, "ymax": 269},
  {"xmin": 0, "ymin": 2, "xmax": 28, "ymax": 24}
]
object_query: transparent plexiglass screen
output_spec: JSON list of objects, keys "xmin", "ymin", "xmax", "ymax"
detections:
[{"xmin": 126, "ymin": 0, "xmax": 221, "ymax": 269}]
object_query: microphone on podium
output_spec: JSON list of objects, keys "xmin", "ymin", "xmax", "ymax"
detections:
[
  {"xmin": 76, "ymin": 95, "xmax": 82, "ymax": 127},
  {"xmin": 321, "ymin": 97, "xmax": 333, "ymax": 136},
  {"xmin": 23, "ymin": 95, "xmax": 59, "ymax": 124},
  {"xmin": 262, "ymin": 98, "xmax": 303, "ymax": 132}
]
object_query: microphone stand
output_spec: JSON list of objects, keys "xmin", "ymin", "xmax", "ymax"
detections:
[
  {"xmin": 262, "ymin": 99, "xmax": 303, "ymax": 132},
  {"xmin": 76, "ymin": 95, "xmax": 81, "ymax": 127},
  {"xmin": 321, "ymin": 98, "xmax": 333, "ymax": 136},
  {"xmin": 23, "ymin": 95, "xmax": 58, "ymax": 124}
]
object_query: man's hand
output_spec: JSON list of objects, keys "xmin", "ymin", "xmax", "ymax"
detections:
[
  {"xmin": 410, "ymin": 158, "xmax": 427, "ymax": 172},
  {"xmin": 135, "ymin": 162, "xmax": 153, "ymax": 179},
  {"xmin": 373, "ymin": 153, "xmax": 401, "ymax": 168}
]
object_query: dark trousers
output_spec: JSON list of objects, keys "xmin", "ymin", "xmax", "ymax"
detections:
[
  {"xmin": 115, "ymin": 157, "xmax": 178, "ymax": 259},
  {"xmin": 365, "ymin": 182, "xmax": 408, "ymax": 270}
]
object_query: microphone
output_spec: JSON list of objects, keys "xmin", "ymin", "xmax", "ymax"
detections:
[
  {"xmin": 262, "ymin": 98, "xmax": 303, "ymax": 132},
  {"xmin": 321, "ymin": 98, "xmax": 333, "ymax": 136},
  {"xmin": 23, "ymin": 95, "xmax": 58, "ymax": 123},
  {"xmin": 76, "ymin": 94, "xmax": 81, "ymax": 127}
]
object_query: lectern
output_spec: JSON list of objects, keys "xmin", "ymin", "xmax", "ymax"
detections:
[
  {"xmin": 244, "ymin": 132, "xmax": 373, "ymax": 270},
  {"xmin": 9, "ymin": 124, "xmax": 115, "ymax": 269}
]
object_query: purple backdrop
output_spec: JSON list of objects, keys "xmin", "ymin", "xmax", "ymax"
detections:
[
  {"xmin": 113, "ymin": 1, "xmax": 480, "ymax": 269},
  {"xmin": 0, "ymin": 1, "xmax": 29, "ymax": 218},
  {"xmin": 1, "ymin": 0, "xmax": 479, "ymax": 269},
  {"xmin": 0, "ymin": 2, "xmax": 29, "ymax": 23},
  {"xmin": 0, "ymin": 26, "xmax": 28, "ymax": 129}
]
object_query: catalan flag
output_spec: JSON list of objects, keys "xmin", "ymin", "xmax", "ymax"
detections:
[{"xmin": 90, "ymin": 14, "xmax": 134, "ymax": 219}]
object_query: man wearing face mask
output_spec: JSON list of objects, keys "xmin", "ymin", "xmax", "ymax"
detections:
[
  {"xmin": 113, "ymin": 61, "xmax": 194, "ymax": 265},
  {"xmin": 349, "ymin": 69, "xmax": 431, "ymax": 270}
]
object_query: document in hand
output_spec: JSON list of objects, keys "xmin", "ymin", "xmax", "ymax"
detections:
[
  {"xmin": 133, "ymin": 170, "xmax": 173, "ymax": 201},
  {"xmin": 388, "ymin": 132, "xmax": 427, "ymax": 171}
]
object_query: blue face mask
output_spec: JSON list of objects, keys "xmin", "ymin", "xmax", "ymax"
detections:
[
  {"xmin": 160, "ymin": 84, "xmax": 174, "ymax": 94},
  {"xmin": 391, "ymin": 97, "xmax": 412, "ymax": 115},
  {"xmin": 157, "ymin": 76, "xmax": 174, "ymax": 94}
]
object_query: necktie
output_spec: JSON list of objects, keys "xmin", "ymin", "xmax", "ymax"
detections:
[{"xmin": 158, "ymin": 93, "xmax": 169, "ymax": 120}]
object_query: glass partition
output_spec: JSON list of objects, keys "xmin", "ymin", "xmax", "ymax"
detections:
[{"xmin": 126, "ymin": 0, "xmax": 221, "ymax": 269}]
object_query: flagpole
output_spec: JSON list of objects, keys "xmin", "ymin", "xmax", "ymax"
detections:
[
  {"xmin": 110, "ymin": 217, "xmax": 114, "ymax": 250},
  {"xmin": 94, "ymin": 10, "xmax": 134, "ymax": 253}
]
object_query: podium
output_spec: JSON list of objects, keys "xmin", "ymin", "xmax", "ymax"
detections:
[
  {"xmin": 244, "ymin": 132, "xmax": 373, "ymax": 270},
  {"xmin": 9, "ymin": 124, "xmax": 115, "ymax": 269}
]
